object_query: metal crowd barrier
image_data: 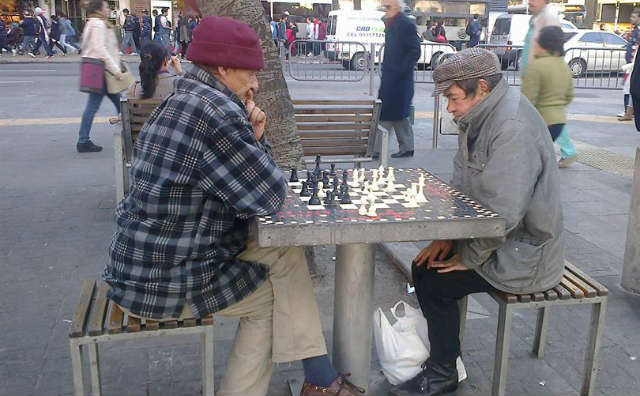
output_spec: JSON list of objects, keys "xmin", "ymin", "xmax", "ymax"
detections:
[
  {"xmin": 564, "ymin": 47, "xmax": 626, "ymax": 90},
  {"xmin": 375, "ymin": 42, "xmax": 457, "ymax": 83},
  {"xmin": 286, "ymin": 40, "xmax": 369, "ymax": 82},
  {"xmin": 475, "ymin": 44, "xmax": 523, "ymax": 86}
]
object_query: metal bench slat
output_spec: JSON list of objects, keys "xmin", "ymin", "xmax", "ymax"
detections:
[
  {"xmin": 107, "ymin": 301, "xmax": 125, "ymax": 334},
  {"xmin": 293, "ymin": 99, "xmax": 374, "ymax": 106},
  {"xmin": 87, "ymin": 282, "xmax": 110, "ymax": 336},
  {"xmin": 69, "ymin": 280, "xmax": 97, "ymax": 338},
  {"xmin": 295, "ymin": 115, "xmax": 373, "ymax": 123},
  {"xmin": 297, "ymin": 123, "xmax": 371, "ymax": 131},
  {"xmin": 565, "ymin": 262, "xmax": 609, "ymax": 296}
]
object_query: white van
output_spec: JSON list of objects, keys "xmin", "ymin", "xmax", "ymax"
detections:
[
  {"xmin": 490, "ymin": 13, "xmax": 578, "ymax": 69},
  {"xmin": 326, "ymin": 10, "xmax": 455, "ymax": 70}
]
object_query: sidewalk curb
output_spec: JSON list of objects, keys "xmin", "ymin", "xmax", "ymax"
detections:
[
  {"xmin": 379, "ymin": 241, "xmax": 418, "ymax": 281},
  {"xmin": 0, "ymin": 55, "xmax": 142, "ymax": 65}
]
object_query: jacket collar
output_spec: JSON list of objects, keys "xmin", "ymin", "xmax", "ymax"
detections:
[
  {"xmin": 184, "ymin": 64, "xmax": 247, "ymax": 113},
  {"xmin": 457, "ymin": 78, "xmax": 508, "ymax": 139}
]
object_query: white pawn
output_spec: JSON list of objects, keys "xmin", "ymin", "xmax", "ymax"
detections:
[
  {"xmin": 317, "ymin": 182, "xmax": 325, "ymax": 198},
  {"xmin": 372, "ymin": 169, "xmax": 379, "ymax": 183},
  {"xmin": 416, "ymin": 184, "xmax": 428, "ymax": 203},
  {"xmin": 359, "ymin": 201, "xmax": 367, "ymax": 215},
  {"xmin": 352, "ymin": 169, "xmax": 359, "ymax": 186},
  {"xmin": 388, "ymin": 167, "xmax": 396, "ymax": 183},
  {"xmin": 378, "ymin": 165, "xmax": 385, "ymax": 180},
  {"xmin": 367, "ymin": 199, "xmax": 377, "ymax": 217},
  {"xmin": 418, "ymin": 174, "xmax": 425, "ymax": 188}
]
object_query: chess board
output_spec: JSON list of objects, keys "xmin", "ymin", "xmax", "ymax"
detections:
[{"xmin": 258, "ymin": 168, "xmax": 500, "ymax": 226}]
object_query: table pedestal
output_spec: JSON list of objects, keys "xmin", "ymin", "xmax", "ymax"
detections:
[{"xmin": 333, "ymin": 243, "xmax": 376, "ymax": 393}]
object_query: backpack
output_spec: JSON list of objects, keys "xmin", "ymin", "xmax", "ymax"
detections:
[{"xmin": 154, "ymin": 15, "xmax": 161, "ymax": 32}]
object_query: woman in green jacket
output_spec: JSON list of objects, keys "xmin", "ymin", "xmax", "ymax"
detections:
[{"xmin": 522, "ymin": 25, "xmax": 574, "ymax": 143}]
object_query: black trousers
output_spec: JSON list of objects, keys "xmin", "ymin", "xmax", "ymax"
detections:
[
  {"xmin": 548, "ymin": 124, "xmax": 565, "ymax": 142},
  {"xmin": 632, "ymin": 93, "xmax": 640, "ymax": 131},
  {"xmin": 412, "ymin": 264, "xmax": 496, "ymax": 364}
]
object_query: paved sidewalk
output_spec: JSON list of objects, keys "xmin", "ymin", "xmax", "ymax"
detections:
[{"xmin": 1, "ymin": 69, "xmax": 640, "ymax": 395}]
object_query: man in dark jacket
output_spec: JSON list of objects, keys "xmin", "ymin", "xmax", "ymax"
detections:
[
  {"xmin": 376, "ymin": 0, "xmax": 421, "ymax": 159},
  {"xmin": 626, "ymin": 9, "xmax": 640, "ymax": 64},
  {"xmin": 140, "ymin": 9, "xmax": 152, "ymax": 47},
  {"xmin": 120, "ymin": 8, "xmax": 138, "ymax": 54},
  {"xmin": 0, "ymin": 20, "xmax": 10, "ymax": 55},
  {"xmin": 32, "ymin": 7, "xmax": 54, "ymax": 57},
  {"xmin": 19, "ymin": 12, "xmax": 38, "ymax": 55},
  {"xmin": 465, "ymin": 14, "xmax": 481, "ymax": 47}
]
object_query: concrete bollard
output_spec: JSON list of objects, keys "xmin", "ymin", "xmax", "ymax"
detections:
[{"xmin": 622, "ymin": 148, "xmax": 640, "ymax": 294}]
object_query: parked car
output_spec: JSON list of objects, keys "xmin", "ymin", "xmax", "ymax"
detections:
[
  {"xmin": 326, "ymin": 9, "xmax": 455, "ymax": 71},
  {"xmin": 489, "ymin": 13, "xmax": 578, "ymax": 69},
  {"xmin": 563, "ymin": 30, "xmax": 627, "ymax": 77}
]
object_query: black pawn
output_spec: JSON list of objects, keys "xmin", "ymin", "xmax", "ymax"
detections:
[
  {"xmin": 342, "ymin": 170, "xmax": 349, "ymax": 184},
  {"xmin": 290, "ymin": 168, "xmax": 298, "ymax": 183},
  {"xmin": 308, "ymin": 183, "xmax": 321, "ymax": 206},
  {"xmin": 300, "ymin": 181, "xmax": 310, "ymax": 197},
  {"xmin": 332, "ymin": 180, "xmax": 340, "ymax": 198},
  {"xmin": 324, "ymin": 190, "xmax": 333, "ymax": 205},
  {"xmin": 313, "ymin": 155, "xmax": 321, "ymax": 177},
  {"xmin": 306, "ymin": 170, "xmax": 312, "ymax": 182},
  {"xmin": 322, "ymin": 171, "xmax": 330, "ymax": 186},
  {"xmin": 340, "ymin": 190, "xmax": 352, "ymax": 205},
  {"xmin": 327, "ymin": 191, "xmax": 338, "ymax": 208},
  {"xmin": 330, "ymin": 163, "xmax": 337, "ymax": 177}
]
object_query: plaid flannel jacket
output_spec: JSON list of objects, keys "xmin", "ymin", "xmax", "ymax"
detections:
[{"xmin": 103, "ymin": 65, "xmax": 287, "ymax": 319}]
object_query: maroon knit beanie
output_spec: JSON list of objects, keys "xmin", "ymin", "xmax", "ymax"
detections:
[{"xmin": 186, "ymin": 16, "xmax": 264, "ymax": 70}]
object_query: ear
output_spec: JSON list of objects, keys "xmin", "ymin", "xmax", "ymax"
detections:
[{"xmin": 477, "ymin": 79, "xmax": 490, "ymax": 95}]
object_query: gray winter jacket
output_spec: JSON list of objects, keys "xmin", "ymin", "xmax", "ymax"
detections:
[{"xmin": 451, "ymin": 78, "xmax": 565, "ymax": 294}]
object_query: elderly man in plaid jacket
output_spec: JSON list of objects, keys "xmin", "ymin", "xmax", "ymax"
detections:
[{"xmin": 103, "ymin": 16, "xmax": 362, "ymax": 396}]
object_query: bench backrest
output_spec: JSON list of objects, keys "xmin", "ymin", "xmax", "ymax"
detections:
[
  {"xmin": 293, "ymin": 99, "xmax": 381, "ymax": 159},
  {"xmin": 120, "ymin": 98, "xmax": 163, "ymax": 163}
]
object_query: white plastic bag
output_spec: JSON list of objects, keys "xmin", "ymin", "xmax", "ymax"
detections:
[{"xmin": 373, "ymin": 301, "xmax": 468, "ymax": 385}]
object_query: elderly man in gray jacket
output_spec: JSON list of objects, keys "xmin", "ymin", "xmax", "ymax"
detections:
[{"xmin": 393, "ymin": 48, "xmax": 565, "ymax": 396}]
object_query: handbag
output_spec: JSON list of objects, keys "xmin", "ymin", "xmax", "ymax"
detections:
[
  {"xmin": 105, "ymin": 61, "xmax": 135, "ymax": 94},
  {"xmin": 79, "ymin": 57, "xmax": 105, "ymax": 93},
  {"xmin": 436, "ymin": 34, "xmax": 447, "ymax": 43}
]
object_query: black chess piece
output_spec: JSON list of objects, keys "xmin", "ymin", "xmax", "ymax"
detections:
[
  {"xmin": 322, "ymin": 171, "xmax": 330, "ymax": 186},
  {"xmin": 342, "ymin": 170, "xmax": 349, "ymax": 184},
  {"xmin": 313, "ymin": 155, "xmax": 321, "ymax": 178},
  {"xmin": 306, "ymin": 170, "xmax": 312, "ymax": 182},
  {"xmin": 324, "ymin": 190, "xmax": 333, "ymax": 205},
  {"xmin": 326, "ymin": 191, "xmax": 338, "ymax": 208},
  {"xmin": 330, "ymin": 163, "xmax": 337, "ymax": 177},
  {"xmin": 290, "ymin": 168, "xmax": 298, "ymax": 183},
  {"xmin": 332, "ymin": 180, "xmax": 340, "ymax": 198},
  {"xmin": 340, "ymin": 188, "xmax": 352, "ymax": 205},
  {"xmin": 308, "ymin": 182, "xmax": 321, "ymax": 206},
  {"xmin": 300, "ymin": 181, "xmax": 310, "ymax": 197}
]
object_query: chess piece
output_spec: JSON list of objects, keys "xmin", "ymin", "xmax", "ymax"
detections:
[
  {"xmin": 378, "ymin": 165, "xmax": 384, "ymax": 181},
  {"xmin": 307, "ymin": 170, "xmax": 312, "ymax": 181},
  {"xmin": 322, "ymin": 171, "xmax": 330, "ymax": 186},
  {"xmin": 352, "ymin": 169, "xmax": 359, "ymax": 185},
  {"xmin": 330, "ymin": 163, "xmax": 337, "ymax": 177},
  {"xmin": 313, "ymin": 155, "xmax": 321, "ymax": 178},
  {"xmin": 340, "ymin": 184, "xmax": 352, "ymax": 204},
  {"xmin": 384, "ymin": 177, "xmax": 395, "ymax": 192},
  {"xmin": 416, "ymin": 184, "xmax": 428, "ymax": 203},
  {"xmin": 300, "ymin": 181, "xmax": 310, "ymax": 197},
  {"xmin": 290, "ymin": 168, "xmax": 298, "ymax": 183},
  {"xmin": 332, "ymin": 181, "xmax": 340, "ymax": 199},
  {"xmin": 388, "ymin": 167, "xmax": 395, "ymax": 183},
  {"xmin": 418, "ymin": 174, "xmax": 425, "ymax": 188},
  {"xmin": 308, "ymin": 182, "xmax": 321, "ymax": 205},
  {"xmin": 358, "ymin": 201, "xmax": 367, "ymax": 215},
  {"xmin": 327, "ymin": 191, "xmax": 339, "ymax": 208},
  {"xmin": 324, "ymin": 190, "xmax": 333, "ymax": 205},
  {"xmin": 367, "ymin": 200, "xmax": 377, "ymax": 217},
  {"xmin": 342, "ymin": 170, "xmax": 348, "ymax": 184},
  {"xmin": 317, "ymin": 182, "xmax": 325, "ymax": 198},
  {"xmin": 360, "ymin": 168, "xmax": 366, "ymax": 183}
]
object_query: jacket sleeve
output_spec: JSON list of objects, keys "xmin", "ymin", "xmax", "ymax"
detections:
[
  {"xmin": 198, "ymin": 115, "xmax": 288, "ymax": 219},
  {"xmin": 85, "ymin": 23, "xmax": 120, "ymax": 74},
  {"xmin": 520, "ymin": 64, "xmax": 541, "ymax": 108},
  {"xmin": 398, "ymin": 20, "xmax": 421, "ymax": 74},
  {"xmin": 566, "ymin": 71, "xmax": 574, "ymax": 106},
  {"xmin": 455, "ymin": 119, "xmax": 543, "ymax": 269}
]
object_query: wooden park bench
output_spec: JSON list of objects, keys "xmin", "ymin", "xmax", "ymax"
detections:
[
  {"xmin": 458, "ymin": 261, "xmax": 608, "ymax": 396},
  {"xmin": 293, "ymin": 99, "xmax": 389, "ymax": 168},
  {"xmin": 68, "ymin": 280, "xmax": 215, "ymax": 396}
]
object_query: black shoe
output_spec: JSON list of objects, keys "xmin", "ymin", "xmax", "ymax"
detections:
[
  {"xmin": 391, "ymin": 150, "xmax": 414, "ymax": 158},
  {"xmin": 390, "ymin": 360, "xmax": 458, "ymax": 396},
  {"xmin": 77, "ymin": 141, "xmax": 103, "ymax": 153}
]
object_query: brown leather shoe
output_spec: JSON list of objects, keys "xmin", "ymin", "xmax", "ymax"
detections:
[{"xmin": 300, "ymin": 374, "xmax": 365, "ymax": 396}]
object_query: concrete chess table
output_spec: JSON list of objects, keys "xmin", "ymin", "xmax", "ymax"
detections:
[{"xmin": 253, "ymin": 167, "xmax": 506, "ymax": 392}]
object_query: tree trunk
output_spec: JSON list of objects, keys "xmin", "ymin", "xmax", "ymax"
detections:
[{"xmin": 195, "ymin": 0, "xmax": 302, "ymax": 169}]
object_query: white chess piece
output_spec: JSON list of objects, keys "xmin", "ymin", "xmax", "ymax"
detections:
[
  {"xmin": 352, "ymin": 169, "xmax": 359, "ymax": 186},
  {"xmin": 367, "ymin": 198, "xmax": 377, "ymax": 217},
  {"xmin": 418, "ymin": 174, "xmax": 425, "ymax": 188},
  {"xmin": 317, "ymin": 182, "xmax": 325, "ymax": 199},
  {"xmin": 362, "ymin": 180, "xmax": 370, "ymax": 194},
  {"xmin": 358, "ymin": 201, "xmax": 367, "ymax": 216},
  {"xmin": 384, "ymin": 176, "xmax": 395, "ymax": 192},
  {"xmin": 372, "ymin": 169, "xmax": 379, "ymax": 183},
  {"xmin": 416, "ymin": 184, "xmax": 428, "ymax": 203},
  {"xmin": 388, "ymin": 167, "xmax": 395, "ymax": 183},
  {"xmin": 378, "ymin": 165, "xmax": 385, "ymax": 180},
  {"xmin": 359, "ymin": 168, "xmax": 366, "ymax": 183}
]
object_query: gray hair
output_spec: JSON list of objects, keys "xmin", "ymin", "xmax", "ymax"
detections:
[{"xmin": 396, "ymin": 0, "xmax": 407, "ymax": 8}]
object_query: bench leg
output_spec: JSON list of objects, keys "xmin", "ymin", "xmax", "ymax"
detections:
[
  {"xmin": 458, "ymin": 296, "xmax": 468, "ymax": 351},
  {"xmin": 581, "ymin": 300, "xmax": 607, "ymax": 396},
  {"xmin": 87, "ymin": 342, "xmax": 101, "ymax": 396},
  {"xmin": 201, "ymin": 326, "xmax": 215, "ymax": 396},
  {"xmin": 532, "ymin": 307, "xmax": 550, "ymax": 359},
  {"xmin": 492, "ymin": 303, "xmax": 513, "ymax": 396},
  {"xmin": 70, "ymin": 340, "xmax": 85, "ymax": 396}
]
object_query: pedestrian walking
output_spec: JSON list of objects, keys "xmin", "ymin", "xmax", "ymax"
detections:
[
  {"xmin": 140, "ymin": 9, "xmax": 153, "ymax": 50},
  {"xmin": 434, "ymin": 21, "xmax": 447, "ymax": 43},
  {"xmin": 178, "ymin": 13, "xmax": 191, "ymax": 58},
  {"xmin": 522, "ymin": 26, "xmax": 574, "ymax": 147},
  {"xmin": 155, "ymin": 8, "xmax": 171, "ymax": 50},
  {"xmin": 152, "ymin": 9, "xmax": 160, "ymax": 40},
  {"xmin": 132, "ymin": 11, "xmax": 141, "ymax": 51},
  {"xmin": 77, "ymin": 0, "xmax": 124, "ymax": 153},
  {"xmin": 19, "ymin": 12, "xmax": 38, "ymax": 56},
  {"xmin": 4, "ymin": 22, "xmax": 21, "ymax": 55},
  {"xmin": 520, "ymin": 0, "xmax": 577, "ymax": 167},
  {"xmin": 32, "ymin": 7, "xmax": 54, "ymax": 58},
  {"xmin": 375, "ymin": 0, "xmax": 421, "ymax": 159},
  {"xmin": 128, "ymin": 41, "xmax": 183, "ymax": 100},
  {"xmin": 270, "ymin": 16, "xmax": 278, "ymax": 47},
  {"xmin": 48, "ymin": 15, "xmax": 68, "ymax": 55},
  {"xmin": 59, "ymin": 13, "xmax": 80, "ymax": 53},
  {"xmin": 465, "ymin": 14, "xmax": 481, "ymax": 47},
  {"xmin": 619, "ymin": 9, "xmax": 640, "ymax": 120},
  {"xmin": 305, "ymin": 16, "xmax": 313, "ymax": 56},
  {"xmin": 0, "ymin": 19, "xmax": 12, "ymax": 55},
  {"xmin": 120, "ymin": 8, "xmax": 138, "ymax": 55},
  {"xmin": 629, "ymin": 12, "xmax": 640, "ymax": 132}
]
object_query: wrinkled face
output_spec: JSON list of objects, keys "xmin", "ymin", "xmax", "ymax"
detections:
[
  {"xmin": 383, "ymin": 0, "xmax": 401, "ymax": 19},
  {"xmin": 528, "ymin": 0, "xmax": 546, "ymax": 14},
  {"xmin": 218, "ymin": 67, "xmax": 260, "ymax": 104},
  {"xmin": 631, "ymin": 12, "xmax": 640, "ymax": 26},
  {"xmin": 444, "ymin": 82, "xmax": 488, "ymax": 121}
]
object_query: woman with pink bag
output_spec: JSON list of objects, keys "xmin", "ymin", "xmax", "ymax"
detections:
[{"xmin": 77, "ymin": 0, "xmax": 124, "ymax": 153}]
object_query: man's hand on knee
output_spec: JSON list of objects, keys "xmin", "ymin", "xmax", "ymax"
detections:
[{"xmin": 413, "ymin": 240, "xmax": 453, "ymax": 268}]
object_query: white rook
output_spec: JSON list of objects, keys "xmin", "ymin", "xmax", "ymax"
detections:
[{"xmin": 623, "ymin": 148, "xmax": 640, "ymax": 294}]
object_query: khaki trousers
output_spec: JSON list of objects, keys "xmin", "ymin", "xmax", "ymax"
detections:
[{"xmin": 122, "ymin": 240, "xmax": 328, "ymax": 396}]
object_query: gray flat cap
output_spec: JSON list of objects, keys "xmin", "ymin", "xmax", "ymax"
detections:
[{"xmin": 432, "ymin": 48, "xmax": 501, "ymax": 97}]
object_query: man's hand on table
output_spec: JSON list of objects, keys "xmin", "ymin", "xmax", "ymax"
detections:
[
  {"xmin": 245, "ymin": 91, "xmax": 266, "ymax": 141},
  {"xmin": 413, "ymin": 240, "xmax": 470, "ymax": 273}
]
